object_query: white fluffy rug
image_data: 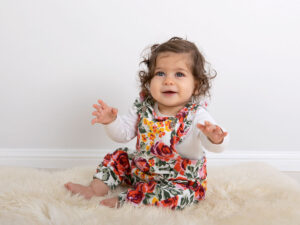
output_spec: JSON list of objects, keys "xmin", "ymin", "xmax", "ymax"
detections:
[{"xmin": 0, "ymin": 162, "xmax": 300, "ymax": 225}]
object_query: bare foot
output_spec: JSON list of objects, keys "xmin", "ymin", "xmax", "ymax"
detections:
[
  {"xmin": 100, "ymin": 197, "xmax": 119, "ymax": 208},
  {"xmin": 64, "ymin": 182, "xmax": 94, "ymax": 199}
]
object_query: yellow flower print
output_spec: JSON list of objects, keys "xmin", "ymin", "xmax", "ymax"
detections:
[
  {"xmin": 142, "ymin": 134, "xmax": 147, "ymax": 142},
  {"xmin": 148, "ymin": 132, "xmax": 155, "ymax": 141},
  {"xmin": 149, "ymin": 126, "xmax": 153, "ymax": 132},
  {"xmin": 164, "ymin": 120, "xmax": 172, "ymax": 132},
  {"xmin": 134, "ymin": 169, "xmax": 139, "ymax": 176},
  {"xmin": 159, "ymin": 132, "xmax": 166, "ymax": 138},
  {"xmin": 143, "ymin": 118, "xmax": 148, "ymax": 125},
  {"xmin": 152, "ymin": 197, "xmax": 158, "ymax": 204},
  {"xmin": 153, "ymin": 125, "xmax": 157, "ymax": 133},
  {"xmin": 157, "ymin": 122, "xmax": 164, "ymax": 128},
  {"xmin": 149, "ymin": 158, "xmax": 155, "ymax": 166},
  {"xmin": 202, "ymin": 180, "xmax": 207, "ymax": 191}
]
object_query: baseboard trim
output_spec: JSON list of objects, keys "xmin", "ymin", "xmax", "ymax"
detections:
[{"xmin": 0, "ymin": 149, "xmax": 299, "ymax": 171}]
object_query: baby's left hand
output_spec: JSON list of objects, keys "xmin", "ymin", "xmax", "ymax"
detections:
[{"xmin": 197, "ymin": 121, "xmax": 228, "ymax": 144}]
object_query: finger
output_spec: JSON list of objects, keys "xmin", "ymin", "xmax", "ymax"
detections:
[
  {"xmin": 97, "ymin": 99, "xmax": 108, "ymax": 109},
  {"xmin": 197, "ymin": 123, "xmax": 204, "ymax": 129},
  {"xmin": 93, "ymin": 104, "xmax": 102, "ymax": 111},
  {"xmin": 207, "ymin": 124, "xmax": 216, "ymax": 133},
  {"xmin": 204, "ymin": 121, "xmax": 212, "ymax": 126},
  {"xmin": 214, "ymin": 131, "xmax": 227, "ymax": 142},
  {"xmin": 111, "ymin": 108, "xmax": 118, "ymax": 116},
  {"xmin": 92, "ymin": 111, "xmax": 102, "ymax": 117},
  {"xmin": 91, "ymin": 118, "xmax": 98, "ymax": 125},
  {"xmin": 215, "ymin": 126, "xmax": 227, "ymax": 137},
  {"xmin": 197, "ymin": 123, "xmax": 207, "ymax": 133},
  {"xmin": 214, "ymin": 126, "xmax": 223, "ymax": 135},
  {"xmin": 222, "ymin": 131, "xmax": 228, "ymax": 138},
  {"xmin": 197, "ymin": 123, "xmax": 209, "ymax": 135},
  {"xmin": 204, "ymin": 121, "xmax": 215, "ymax": 132}
]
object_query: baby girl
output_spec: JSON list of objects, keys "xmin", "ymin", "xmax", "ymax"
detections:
[{"xmin": 65, "ymin": 37, "xmax": 229, "ymax": 210}]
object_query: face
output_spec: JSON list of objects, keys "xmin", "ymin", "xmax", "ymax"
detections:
[{"xmin": 149, "ymin": 52, "xmax": 197, "ymax": 115}]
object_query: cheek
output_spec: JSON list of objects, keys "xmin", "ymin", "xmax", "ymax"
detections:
[
  {"xmin": 149, "ymin": 78, "xmax": 159, "ymax": 93},
  {"xmin": 180, "ymin": 81, "xmax": 195, "ymax": 94}
]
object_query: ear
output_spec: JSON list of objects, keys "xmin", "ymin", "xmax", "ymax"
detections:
[{"xmin": 193, "ymin": 81, "xmax": 200, "ymax": 96}]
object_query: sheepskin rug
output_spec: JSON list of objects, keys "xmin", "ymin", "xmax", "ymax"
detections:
[{"xmin": 0, "ymin": 162, "xmax": 300, "ymax": 225}]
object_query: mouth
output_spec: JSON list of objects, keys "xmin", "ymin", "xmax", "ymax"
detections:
[{"xmin": 162, "ymin": 91, "xmax": 177, "ymax": 95}]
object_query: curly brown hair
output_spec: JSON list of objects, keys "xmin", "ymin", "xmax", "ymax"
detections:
[{"xmin": 138, "ymin": 37, "xmax": 217, "ymax": 102}]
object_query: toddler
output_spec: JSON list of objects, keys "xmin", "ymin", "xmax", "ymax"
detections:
[{"xmin": 65, "ymin": 37, "xmax": 229, "ymax": 210}]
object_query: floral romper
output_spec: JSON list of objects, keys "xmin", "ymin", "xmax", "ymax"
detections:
[{"xmin": 93, "ymin": 97, "xmax": 207, "ymax": 210}]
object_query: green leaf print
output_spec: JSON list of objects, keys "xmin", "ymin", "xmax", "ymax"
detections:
[
  {"xmin": 134, "ymin": 101, "xmax": 142, "ymax": 109},
  {"xmin": 157, "ymin": 160, "xmax": 167, "ymax": 166},
  {"xmin": 163, "ymin": 190, "xmax": 171, "ymax": 199},
  {"xmin": 187, "ymin": 165, "xmax": 194, "ymax": 173},
  {"xmin": 140, "ymin": 142, "xmax": 146, "ymax": 149},
  {"xmin": 189, "ymin": 195, "xmax": 194, "ymax": 202},
  {"xmin": 143, "ymin": 198, "xmax": 149, "ymax": 205},
  {"xmin": 139, "ymin": 126, "xmax": 147, "ymax": 133},
  {"xmin": 180, "ymin": 196, "xmax": 189, "ymax": 206},
  {"xmin": 169, "ymin": 188, "xmax": 182, "ymax": 195},
  {"xmin": 171, "ymin": 130, "xmax": 176, "ymax": 137},
  {"xmin": 110, "ymin": 170, "xmax": 118, "ymax": 181},
  {"xmin": 185, "ymin": 173, "xmax": 192, "ymax": 179},
  {"xmin": 101, "ymin": 169, "xmax": 110, "ymax": 181},
  {"xmin": 145, "ymin": 193, "xmax": 154, "ymax": 199},
  {"xmin": 180, "ymin": 197, "xmax": 186, "ymax": 206},
  {"xmin": 156, "ymin": 186, "xmax": 162, "ymax": 199},
  {"xmin": 193, "ymin": 182, "xmax": 198, "ymax": 189}
]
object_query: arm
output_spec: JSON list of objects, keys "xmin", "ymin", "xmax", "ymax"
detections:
[
  {"xmin": 195, "ymin": 107, "xmax": 229, "ymax": 153},
  {"xmin": 91, "ymin": 99, "xmax": 138, "ymax": 143},
  {"xmin": 104, "ymin": 105, "xmax": 138, "ymax": 143}
]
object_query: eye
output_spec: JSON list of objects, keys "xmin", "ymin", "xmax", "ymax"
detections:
[
  {"xmin": 155, "ymin": 71, "xmax": 165, "ymax": 77},
  {"xmin": 175, "ymin": 72, "xmax": 185, "ymax": 77}
]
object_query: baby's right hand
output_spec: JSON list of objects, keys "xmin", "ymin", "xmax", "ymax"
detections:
[{"xmin": 91, "ymin": 99, "xmax": 118, "ymax": 125}]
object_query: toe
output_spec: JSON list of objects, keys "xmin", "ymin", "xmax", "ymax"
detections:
[
  {"xmin": 64, "ymin": 182, "xmax": 72, "ymax": 189},
  {"xmin": 100, "ymin": 197, "xmax": 119, "ymax": 208}
]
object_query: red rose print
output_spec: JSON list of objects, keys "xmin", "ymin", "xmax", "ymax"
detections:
[
  {"xmin": 174, "ymin": 157, "xmax": 191, "ymax": 175},
  {"xmin": 177, "ymin": 123, "xmax": 185, "ymax": 137},
  {"xmin": 127, "ymin": 189, "xmax": 145, "ymax": 205},
  {"xmin": 176, "ymin": 111, "xmax": 187, "ymax": 122},
  {"xmin": 171, "ymin": 135, "xmax": 180, "ymax": 146},
  {"xmin": 135, "ymin": 180, "xmax": 157, "ymax": 193},
  {"xmin": 194, "ymin": 184, "xmax": 205, "ymax": 200},
  {"xmin": 156, "ymin": 196, "xmax": 179, "ymax": 209},
  {"xmin": 168, "ymin": 177, "xmax": 194, "ymax": 189},
  {"xmin": 102, "ymin": 153, "xmax": 112, "ymax": 167},
  {"xmin": 198, "ymin": 163, "xmax": 207, "ymax": 180},
  {"xmin": 150, "ymin": 141, "xmax": 174, "ymax": 161},
  {"xmin": 111, "ymin": 150, "xmax": 131, "ymax": 176},
  {"xmin": 134, "ymin": 157, "xmax": 151, "ymax": 173}
]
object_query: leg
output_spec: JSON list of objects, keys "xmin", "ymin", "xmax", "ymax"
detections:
[
  {"xmin": 100, "ymin": 197, "xmax": 120, "ymax": 208},
  {"xmin": 65, "ymin": 148, "xmax": 134, "ymax": 202},
  {"xmin": 94, "ymin": 148, "xmax": 134, "ymax": 190},
  {"xmin": 65, "ymin": 178, "xmax": 109, "ymax": 199},
  {"xmin": 118, "ymin": 179, "xmax": 206, "ymax": 210}
]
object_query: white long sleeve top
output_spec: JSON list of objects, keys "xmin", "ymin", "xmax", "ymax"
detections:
[{"xmin": 104, "ymin": 102, "xmax": 229, "ymax": 160}]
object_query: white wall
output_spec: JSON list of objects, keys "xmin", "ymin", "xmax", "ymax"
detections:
[{"xmin": 1, "ymin": 0, "xmax": 300, "ymax": 152}]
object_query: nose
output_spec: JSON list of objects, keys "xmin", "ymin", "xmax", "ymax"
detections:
[{"xmin": 163, "ymin": 76, "xmax": 174, "ymax": 85}]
